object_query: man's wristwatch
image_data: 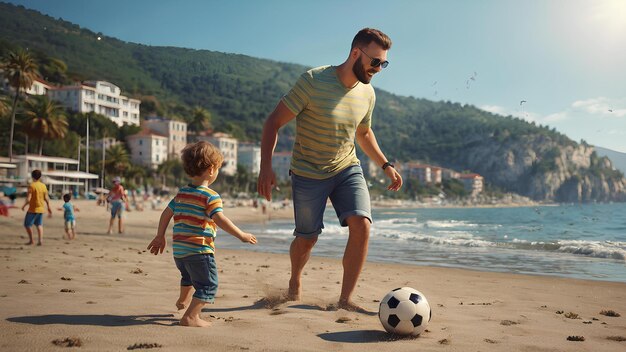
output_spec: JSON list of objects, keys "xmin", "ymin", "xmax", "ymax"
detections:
[{"xmin": 382, "ymin": 161, "xmax": 394, "ymax": 170}]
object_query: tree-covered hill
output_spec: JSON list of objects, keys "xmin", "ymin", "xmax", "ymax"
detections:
[{"xmin": 1, "ymin": 2, "xmax": 624, "ymax": 202}]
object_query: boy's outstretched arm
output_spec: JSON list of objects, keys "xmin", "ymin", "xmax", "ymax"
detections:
[
  {"xmin": 212, "ymin": 212, "xmax": 257, "ymax": 244},
  {"xmin": 147, "ymin": 207, "xmax": 174, "ymax": 255}
]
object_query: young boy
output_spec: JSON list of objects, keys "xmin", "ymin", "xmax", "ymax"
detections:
[
  {"xmin": 59, "ymin": 193, "xmax": 79, "ymax": 240},
  {"xmin": 21, "ymin": 169, "xmax": 52, "ymax": 246},
  {"xmin": 147, "ymin": 141, "xmax": 257, "ymax": 327}
]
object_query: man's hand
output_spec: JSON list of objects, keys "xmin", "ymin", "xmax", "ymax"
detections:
[
  {"xmin": 147, "ymin": 236, "xmax": 166, "ymax": 255},
  {"xmin": 384, "ymin": 167, "xmax": 403, "ymax": 191},
  {"xmin": 257, "ymin": 167, "xmax": 276, "ymax": 201}
]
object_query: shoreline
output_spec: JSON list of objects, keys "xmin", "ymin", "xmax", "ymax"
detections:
[{"xmin": 1, "ymin": 199, "xmax": 625, "ymax": 351}]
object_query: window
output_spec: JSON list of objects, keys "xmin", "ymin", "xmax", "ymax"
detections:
[{"xmin": 139, "ymin": 140, "xmax": 143, "ymax": 145}]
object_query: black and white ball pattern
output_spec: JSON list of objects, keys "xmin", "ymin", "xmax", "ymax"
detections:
[{"xmin": 378, "ymin": 287, "xmax": 431, "ymax": 336}]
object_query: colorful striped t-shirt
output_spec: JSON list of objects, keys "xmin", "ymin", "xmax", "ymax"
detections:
[
  {"xmin": 281, "ymin": 65, "xmax": 376, "ymax": 179},
  {"xmin": 167, "ymin": 184, "xmax": 223, "ymax": 258}
]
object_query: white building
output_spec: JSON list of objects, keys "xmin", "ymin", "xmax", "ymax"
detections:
[
  {"xmin": 48, "ymin": 80, "xmax": 140, "ymax": 126},
  {"xmin": 11, "ymin": 155, "xmax": 98, "ymax": 195},
  {"xmin": 237, "ymin": 142, "xmax": 261, "ymax": 176},
  {"xmin": 93, "ymin": 137, "xmax": 120, "ymax": 150},
  {"xmin": 459, "ymin": 173, "xmax": 484, "ymax": 196},
  {"xmin": 126, "ymin": 129, "xmax": 169, "ymax": 170},
  {"xmin": 272, "ymin": 151, "xmax": 292, "ymax": 182},
  {"xmin": 26, "ymin": 78, "xmax": 52, "ymax": 96},
  {"xmin": 195, "ymin": 133, "xmax": 238, "ymax": 176},
  {"xmin": 142, "ymin": 117, "xmax": 187, "ymax": 159}
]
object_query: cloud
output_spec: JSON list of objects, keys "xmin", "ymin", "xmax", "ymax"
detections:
[{"xmin": 571, "ymin": 97, "xmax": 626, "ymax": 117}]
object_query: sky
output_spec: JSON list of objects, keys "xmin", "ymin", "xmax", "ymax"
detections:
[{"xmin": 6, "ymin": 0, "xmax": 626, "ymax": 152}]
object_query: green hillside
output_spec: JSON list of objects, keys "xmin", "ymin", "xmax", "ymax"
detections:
[{"xmin": 1, "ymin": 2, "xmax": 624, "ymax": 202}]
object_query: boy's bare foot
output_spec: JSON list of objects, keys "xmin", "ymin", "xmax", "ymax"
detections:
[
  {"xmin": 337, "ymin": 300, "xmax": 372, "ymax": 314},
  {"xmin": 37, "ymin": 242, "xmax": 42, "ymax": 246},
  {"xmin": 25, "ymin": 241, "xmax": 34, "ymax": 245},
  {"xmin": 180, "ymin": 316, "xmax": 211, "ymax": 327},
  {"xmin": 287, "ymin": 279, "xmax": 301, "ymax": 301},
  {"xmin": 106, "ymin": 230, "xmax": 112, "ymax": 235}
]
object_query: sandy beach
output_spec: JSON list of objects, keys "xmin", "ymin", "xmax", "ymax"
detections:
[{"xmin": 0, "ymin": 198, "xmax": 625, "ymax": 351}]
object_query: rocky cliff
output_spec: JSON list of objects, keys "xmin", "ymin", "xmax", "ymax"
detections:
[{"xmin": 458, "ymin": 133, "xmax": 626, "ymax": 202}]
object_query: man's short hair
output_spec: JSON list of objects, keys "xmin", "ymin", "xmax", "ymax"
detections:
[
  {"xmin": 31, "ymin": 169, "xmax": 42, "ymax": 180},
  {"xmin": 181, "ymin": 141, "xmax": 224, "ymax": 177},
  {"xmin": 351, "ymin": 28, "xmax": 392, "ymax": 50},
  {"xmin": 63, "ymin": 193, "xmax": 71, "ymax": 202}
]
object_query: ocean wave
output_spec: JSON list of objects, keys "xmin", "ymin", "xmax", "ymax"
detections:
[
  {"xmin": 425, "ymin": 220, "xmax": 479, "ymax": 228},
  {"xmin": 377, "ymin": 231, "xmax": 626, "ymax": 261},
  {"xmin": 555, "ymin": 240, "xmax": 626, "ymax": 260},
  {"xmin": 379, "ymin": 231, "xmax": 494, "ymax": 248}
]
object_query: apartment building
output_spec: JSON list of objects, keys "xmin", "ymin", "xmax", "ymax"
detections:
[
  {"xmin": 402, "ymin": 162, "xmax": 432, "ymax": 184},
  {"xmin": 195, "ymin": 133, "xmax": 237, "ymax": 176},
  {"xmin": 143, "ymin": 117, "xmax": 187, "ymax": 159},
  {"xmin": 237, "ymin": 142, "xmax": 261, "ymax": 176},
  {"xmin": 272, "ymin": 151, "xmax": 292, "ymax": 182},
  {"xmin": 48, "ymin": 80, "xmax": 140, "ymax": 126},
  {"xmin": 126, "ymin": 129, "xmax": 168, "ymax": 169},
  {"xmin": 25, "ymin": 78, "xmax": 52, "ymax": 96},
  {"xmin": 459, "ymin": 173, "xmax": 484, "ymax": 196}
]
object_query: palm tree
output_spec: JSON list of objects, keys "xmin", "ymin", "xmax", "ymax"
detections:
[
  {"xmin": 104, "ymin": 144, "xmax": 131, "ymax": 176},
  {"xmin": 22, "ymin": 96, "xmax": 68, "ymax": 155},
  {"xmin": 0, "ymin": 96, "xmax": 9, "ymax": 117},
  {"xmin": 156, "ymin": 159, "xmax": 183, "ymax": 187},
  {"xmin": 1, "ymin": 50, "xmax": 39, "ymax": 161},
  {"xmin": 188, "ymin": 106, "xmax": 212, "ymax": 134}
]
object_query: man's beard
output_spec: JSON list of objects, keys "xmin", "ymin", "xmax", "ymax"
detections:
[{"xmin": 352, "ymin": 58, "xmax": 374, "ymax": 84}]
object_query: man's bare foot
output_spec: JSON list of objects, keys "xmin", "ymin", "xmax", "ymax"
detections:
[
  {"xmin": 25, "ymin": 241, "xmax": 34, "ymax": 245},
  {"xmin": 180, "ymin": 316, "xmax": 211, "ymax": 327},
  {"xmin": 106, "ymin": 230, "xmax": 112, "ymax": 235},
  {"xmin": 287, "ymin": 279, "xmax": 301, "ymax": 301},
  {"xmin": 36, "ymin": 242, "xmax": 42, "ymax": 246},
  {"xmin": 337, "ymin": 300, "xmax": 372, "ymax": 314}
]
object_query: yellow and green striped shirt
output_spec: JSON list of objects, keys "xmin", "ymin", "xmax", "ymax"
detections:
[{"xmin": 281, "ymin": 65, "xmax": 375, "ymax": 179}]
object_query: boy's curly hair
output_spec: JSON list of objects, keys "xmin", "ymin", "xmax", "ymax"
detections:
[{"xmin": 181, "ymin": 141, "xmax": 224, "ymax": 177}]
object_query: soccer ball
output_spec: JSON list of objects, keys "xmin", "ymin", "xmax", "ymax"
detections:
[{"xmin": 379, "ymin": 287, "xmax": 431, "ymax": 336}]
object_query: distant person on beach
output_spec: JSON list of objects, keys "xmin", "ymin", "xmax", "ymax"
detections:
[
  {"xmin": 21, "ymin": 169, "xmax": 52, "ymax": 245},
  {"xmin": 59, "ymin": 193, "xmax": 79, "ymax": 240},
  {"xmin": 147, "ymin": 141, "xmax": 258, "ymax": 327},
  {"xmin": 106, "ymin": 176, "xmax": 130, "ymax": 234},
  {"xmin": 257, "ymin": 28, "xmax": 402, "ymax": 311}
]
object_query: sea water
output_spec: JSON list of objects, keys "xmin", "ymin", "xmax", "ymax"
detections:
[{"xmin": 226, "ymin": 203, "xmax": 626, "ymax": 283}]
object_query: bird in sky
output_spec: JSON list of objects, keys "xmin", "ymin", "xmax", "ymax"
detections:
[{"xmin": 520, "ymin": 100, "xmax": 527, "ymax": 106}]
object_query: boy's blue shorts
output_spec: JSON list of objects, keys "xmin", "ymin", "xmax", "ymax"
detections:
[
  {"xmin": 290, "ymin": 164, "xmax": 372, "ymax": 239},
  {"xmin": 24, "ymin": 212, "xmax": 43, "ymax": 227},
  {"xmin": 174, "ymin": 253, "xmax": 218, "ymax": 303}
]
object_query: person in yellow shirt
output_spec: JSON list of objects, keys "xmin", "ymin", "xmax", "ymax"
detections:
[{"xmin": 21, "ymin": 170, "xmax": 52, "ymax": 245}]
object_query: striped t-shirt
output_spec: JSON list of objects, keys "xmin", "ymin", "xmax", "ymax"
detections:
[
  {"xmin": 167, "ymin": 184, "xmax": 223, "ymax": 258},
  {"xmin": 281, "ymin": 65, "xmax": 375, "ymax": 179}
]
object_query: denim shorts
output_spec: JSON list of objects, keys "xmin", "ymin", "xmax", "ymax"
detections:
[
  {"xmin": 24, "ymin": 212, "xmax": 43, "ymax": 227},
  {"xmin": 174, "ymin": 253, "xmax": 218, "ymax": 303},
  {"xmin": 291, "ymin": 164, "xmax": 371, "ymax": 238},
  {"xmin": 110, "ymin": 200, "xmax": 124, "ymax": 219}
]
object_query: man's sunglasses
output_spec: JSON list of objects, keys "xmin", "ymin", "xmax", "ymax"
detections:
[{"xmin": 358, "ymin": 48, "xmax": 389, "ymax": 69}]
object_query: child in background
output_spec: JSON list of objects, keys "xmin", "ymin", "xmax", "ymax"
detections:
[
  {"xmin": 21, "ymin": 169, "xmax": 52, "ymax": 245},
  {"xmin": 147, "ymin": 141, "xmax": 257, "ymax": 327},
  {"xmin": 59, "ymin": 193, "xmax": 79, "ymax": 240}
]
